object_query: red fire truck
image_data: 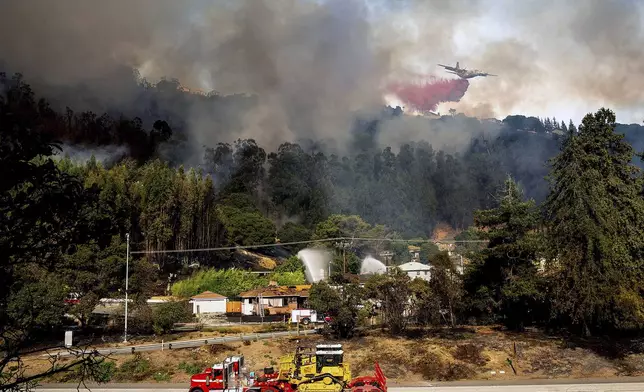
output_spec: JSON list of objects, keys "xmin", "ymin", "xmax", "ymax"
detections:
[{"xmin": 189, "ymin": 355, "xmax": 246, "ymax": 392}]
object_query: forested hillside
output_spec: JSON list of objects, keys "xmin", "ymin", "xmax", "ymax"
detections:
[{"xmin": 4, "ymin": 70, "xmax": 644, "ymax": 269}]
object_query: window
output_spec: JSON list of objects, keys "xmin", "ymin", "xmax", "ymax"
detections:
[
  {"xmin": 197, "ymin": 305, "xmax": 200, "ymax": 314},
  {"xmin": 416, "ymin": 271, "xmax": 420, "ymax": 276}
]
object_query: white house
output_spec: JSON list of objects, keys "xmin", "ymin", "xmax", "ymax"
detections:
[
  {"xmin": 395, "ymin": 261, "xmax": 432, "ymax": 281},
  {"xmin": 190, "ymin": 291, "xmax": 227, "ymax": 315}
]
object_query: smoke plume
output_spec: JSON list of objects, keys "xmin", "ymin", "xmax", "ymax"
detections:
[
  {"xmin": 0, "ymin": 0, "xmax": 390, "ymax": 152},
  {"xmin": 1, "ymin": 0, "xmax": 642, "ymax": 152},
  {"xmin": 55, "ymin": 144, "xmax": 129, "ymax": 166}
]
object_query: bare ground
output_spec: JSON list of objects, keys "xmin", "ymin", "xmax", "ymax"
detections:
[{"xmin": 24, "ymin": 326, "xmax": 644, "ymax": 385}]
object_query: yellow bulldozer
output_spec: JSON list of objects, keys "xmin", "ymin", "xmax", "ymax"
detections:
[{"xmin": 249, "ymin": 344, "xmax": 385, "ymax": 392}]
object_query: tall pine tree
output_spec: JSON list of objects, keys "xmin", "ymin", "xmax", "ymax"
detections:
[
  {"xmin": 464, "ymin": 176, "xmax": 544, "ymax": 330},
  {"xmin": 545, "ymin": 108, "xmax": 644, "ymax": 335}
]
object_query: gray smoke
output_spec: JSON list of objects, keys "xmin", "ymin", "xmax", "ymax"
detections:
[
  {"xmin": 55, "ymin": 144, "xmax": 130, "ymax": 165},
  {"xmin": 445, "ymin": 0, "xmax": 644, "ymax": 122},
  {"xmin": 1, "ymin": 0, "xmax": 642, "ymax": 154},
  {"xmin": 378, "ymin": 114, "xmax": 501, "ymax": 153}
]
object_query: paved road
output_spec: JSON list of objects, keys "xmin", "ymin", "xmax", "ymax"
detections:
[
  {"xmin": 35, "ymin": 380, "xmax": 644, "ymax": 391},
  {"xmin": 48, "ymin": 329, "xmax": 318, "ymax": 357}
]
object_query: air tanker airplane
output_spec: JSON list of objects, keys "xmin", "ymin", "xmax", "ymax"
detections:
[{"xmin": 438, "ymin": 62, "xmax": 497, "ymax": 79}]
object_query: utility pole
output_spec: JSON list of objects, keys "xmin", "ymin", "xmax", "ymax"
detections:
[
  {"xmin": 379, "ymin": 251, "xmax": 394, "ymax": 266},
  {"xmin": 124, "ymin": 233, "xmax": 130, "ymax": 343},
  {"xmin": 342, "ymin": 246, "xmax": 346, "ymax": 275}
]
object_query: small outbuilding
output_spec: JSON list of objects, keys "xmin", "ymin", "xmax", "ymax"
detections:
[{"xmin": 189, "ymin": 291, "xmax": 228, "ymax": 315}]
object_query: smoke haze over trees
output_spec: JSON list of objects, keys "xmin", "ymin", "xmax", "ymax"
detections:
[
  {"xmin": 1, "ymin": 0, "xmax": 642, "ymax": 143},
  {"xmin": 4, "ymin": 70, "xmax": 644, "ymax": 240}
]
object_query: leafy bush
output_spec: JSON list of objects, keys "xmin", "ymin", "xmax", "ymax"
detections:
[
  {"xmin": 178, "ymin": 361, "xmax": 202, "ymax": 375},
  {"xmin": 269, "ymin": 271, "xmax": 306, "ymax": 286},
  {"xmin": 116, "ymin": 354, "xmax": 153, "ymax": 381},
  {"xmin": 274, "ymin": 255, "xmax": 306, "ymax": 273},
  {"xmin": 153, "ymin": 371, "xmax": 172, "ymax": 382},
  {"xmin": 309, "ymin": 282, "xmax": 363, "ymax": 338},
  {"xmin": 108, "ymin": 302, "xmax": 154, "ymax": 335},
  {"xmin": 153, "ymin": 301, "xmax": 193, "ymax": 335},
  {"xmin": 93, "ymin": 360, "xmax": 116, "ymax": 383},
  {"xmin": 130, "ymin": 302, "xmax": 154, "ymax": 334}
]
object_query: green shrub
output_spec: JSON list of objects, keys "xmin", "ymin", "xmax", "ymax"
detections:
[
  {"xmin": 45, "ymin": 360, "xmax": 117, "ymax": 383},
  {"xmin": 153, "ymin": 371, "xmax": 171, "ymax": 382},
  {"xmin": 178, "ymin": 361, "xmax": 202, "ymax": 375},
  {"xmin": 93, "ymin": 360, "xmax": 116, "ymax": 383},
  {"xmin": 116, "ymin": 354, "xmax": 153, "ymax": 381},
  {"xmin": 108, "ymin": 302, "xmax": 154, "ymax": 335},
  {"xmin": 274, "ymin": 255, "xmax": 306, "ymax": 273},
  {"xmin": 152, "ymin": 301, "xmax": 193, "ymax": 335}
]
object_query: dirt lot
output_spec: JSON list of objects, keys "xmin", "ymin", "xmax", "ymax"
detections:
[{"xmin": 26, "ymin": 326, "xmax": 644, "ymax": 384}]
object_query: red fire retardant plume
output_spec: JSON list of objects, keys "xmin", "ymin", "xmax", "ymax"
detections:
[{"xmin": 387, "ymin": 78, "xmax": 470, "ymax": 113}]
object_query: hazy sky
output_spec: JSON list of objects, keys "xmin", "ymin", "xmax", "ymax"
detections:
[
  {"xmin": 389, "ymin": 0, "xmax": 644, "ymax": 124},
  {"xmin": 137, "ymin": 0, "xmax": 644, "ymax": 124},
  {"xmin": 1, "ymin": 0, "xmax": 642, "ymax": 128}
]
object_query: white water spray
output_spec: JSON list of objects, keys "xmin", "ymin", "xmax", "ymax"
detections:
[
  {"xmin": 297, "ymin": 248, "xmax": 332, "ymax": 283},
  {"xmin": 360, "ymin": 256, "xmax": 387, "ymax": 275}
]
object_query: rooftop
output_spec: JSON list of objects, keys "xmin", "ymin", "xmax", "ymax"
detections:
[
  {"xmin": 191, "ymin": 291, "xmax": 227, "ymax": 300},
  {"xmin": 396, "ymin": 261, "xmax": 433, "ymax": 271},
  {"xmin": 239, "ymin": 285, "xmax": 311, "ymax": 298}
]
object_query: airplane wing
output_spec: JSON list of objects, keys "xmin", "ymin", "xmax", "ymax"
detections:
[{"xmin": 438, "ymin": 64, "xmax": 456, "ymax": 71}]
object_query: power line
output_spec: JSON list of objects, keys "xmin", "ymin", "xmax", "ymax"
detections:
[
  {"xmin": 131, "ymin": 238, "xmax": 336, "ymax": 254},
  {"xmin": 130, "ymin": 236, "xmax": 488, "ymax": 255}
]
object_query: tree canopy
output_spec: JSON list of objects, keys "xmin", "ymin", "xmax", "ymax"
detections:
[{"xmin": 544, "ymin": 108, "xmax": 644, "ymax": 335}]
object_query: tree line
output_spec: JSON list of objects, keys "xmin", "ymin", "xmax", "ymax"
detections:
[{"xmin": 308, "ymin": 108, "xmax": 644, "ymax": 339}]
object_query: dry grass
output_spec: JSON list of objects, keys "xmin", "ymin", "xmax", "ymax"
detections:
[{"xmin": 22, "ymin": 326, "xmax": 644, "ymax": 384}]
